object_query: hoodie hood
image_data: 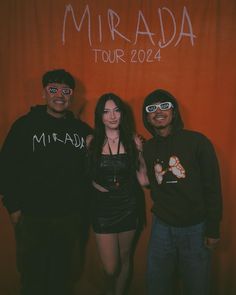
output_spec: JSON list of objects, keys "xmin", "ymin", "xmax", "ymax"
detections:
[
  {"xmin": 142, "ymin": 89, "xmax": 184, "ymax": 136},
  {"xmin": 27, "ymin": 105, "xmax": 75, "ymax": 120}
]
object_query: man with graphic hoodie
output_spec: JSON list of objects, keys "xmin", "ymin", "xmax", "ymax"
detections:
[
  {"xmin": 142, "ymin": 89, "xmax": 222, "ymax": 295},
  {"xmin": 0, "ymin": 69, "xmax": 92, "ymax": 295}
]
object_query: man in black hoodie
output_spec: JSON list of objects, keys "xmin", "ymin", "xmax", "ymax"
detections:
[
  {"xmin": 1, "ymin": 69, "xmax": 92, "ymax": 295},
  {"xmin": 142, "ymin": 89, "xmax": 222, "ymax": 295}
]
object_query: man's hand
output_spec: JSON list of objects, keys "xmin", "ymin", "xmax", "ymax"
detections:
[
  {"xmin": 204, "ymin": 237, "xmax": 220, "ymax": 250},
  {"xmin": 10, "ymin": 210, "xmax": 22, "ymax": 226}
]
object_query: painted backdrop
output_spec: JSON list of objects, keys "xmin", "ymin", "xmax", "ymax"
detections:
[{"xmin": 0, "ymin": 0, "xmax": 235, "ymax": 294}]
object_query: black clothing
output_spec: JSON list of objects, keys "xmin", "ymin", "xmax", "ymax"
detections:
[
  {"xmin": 15, "ymin": 215, "xmax": 81, "ymax": 295},
  {"xmin": 92, "ymin": 188, "xmax": 137, "ymax": 233},
  {"xmin": 94, "ymin": 153, "xmax": 130, "ymax": 192},
  {"xmin": 143, "ymin": 129, "xmax": 222, "ymax": 238},
  {"xmin": 1, "ymin": 105, "xmax": 92, "ymax": 216},
  {"xmin": 142, "ymin": 91, "xmax": 222, "ymax": 239},
  {"xmin": 92, "ymin": 153, "xmax": 143, "ymax": 233},
  {"xmin": 0, "ymin": 105, "xmax": 92, "ymax": 295}
]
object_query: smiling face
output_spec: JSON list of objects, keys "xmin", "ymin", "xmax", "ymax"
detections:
[
  {"xmin": 102, "ymin": 99, "xmax": 121, "ymax": 130},
  {"xmin": 147, "ymin": 101, "xmax": 174, "ymax": 136},
  {"xmin": 43, "ymin": 83, "xmax": 73, "ymax": 118}
]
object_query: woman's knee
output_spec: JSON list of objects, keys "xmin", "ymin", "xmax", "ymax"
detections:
[
  {"xmin": 120, "ymin": 248, "xmax": 131, "ymax": 266},
  {"xmin": 103, "ymin": 262, "xmax": 119, "ymax": 276}
]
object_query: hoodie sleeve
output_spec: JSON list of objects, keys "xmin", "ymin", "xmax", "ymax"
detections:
[
  {"xmin": 0, "ymin": 119, "xmax": 26, "ymax": 213},
  {"xmin": 197, "ymin": 135, "xmax": 223, "ymax": 239}
]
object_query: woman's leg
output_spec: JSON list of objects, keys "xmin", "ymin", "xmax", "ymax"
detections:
[
  {"xmin": 116, "ymin": 230, "xmax": 136, "ymax": 295},
  {"xmin": 95, "ymin": 233, "xmax": 119, "ymax": 295}
]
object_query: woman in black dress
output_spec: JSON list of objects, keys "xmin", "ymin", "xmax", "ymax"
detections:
[{"xmin": 87, "ymin": 93, "xmax": 148, "ymax": 295}]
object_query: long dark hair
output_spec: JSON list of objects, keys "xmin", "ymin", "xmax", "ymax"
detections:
[{"xmin": 88, "ymin": 93, "xmax": 139, "ymax": 176}]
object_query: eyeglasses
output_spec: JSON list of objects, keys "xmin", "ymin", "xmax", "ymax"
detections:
[
  {"xmin": 145, "ymin": 102, "xmax": 173, "ymax": 113},
  {"xmin": 46, "ymin": 86, "xmax": 73, "ymax": 97}
]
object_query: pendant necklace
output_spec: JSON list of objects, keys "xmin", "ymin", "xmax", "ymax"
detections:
[{"xmin": 107, "ymin": 137, "xmax": 120, "ymax": 187}]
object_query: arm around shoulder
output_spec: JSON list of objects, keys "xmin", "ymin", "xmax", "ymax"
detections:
[{"xmin": 134, "ymin": 134, "xmax": 149, "ymax": 187}]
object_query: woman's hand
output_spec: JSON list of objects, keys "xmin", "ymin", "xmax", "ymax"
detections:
[
  {"xmin": 86, "ymin": 134, "xmax": 94, "ymax": 147},
  {"xmin": 134, "ymin": 134, "xmax": 145, "ymax": 152},
  {"xmin": 204, "ymin": 237, "xmax": 220, "ymax": 250},
  {"xmin": 10, "ymin": 210, "xmax": 22, "ymax": 226},
  {"xmin": 134, "ymin": 134, "xmax": 149, "ymax": 186}
]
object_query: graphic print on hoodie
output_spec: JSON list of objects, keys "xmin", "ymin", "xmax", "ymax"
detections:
[
  {"xmin": 142, "ymin": 90, "xmax": 222, "ymax": 238},
  {"xmin": 154, "ymin": 155, "xmax": 186, "ymax": 184},
  {"xmin": 1, "ymin": 105, "xmax": 92, "ymax": 216}
]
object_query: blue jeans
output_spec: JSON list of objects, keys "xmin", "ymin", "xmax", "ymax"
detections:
[{"xmin": 147, "ymin": 216, "xmax": 211, "ymax": 295}]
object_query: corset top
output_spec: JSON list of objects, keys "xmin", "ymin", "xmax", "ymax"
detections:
[{"xmin": 94, "ymin": 153, "xmax": 130, "ymax": 191}]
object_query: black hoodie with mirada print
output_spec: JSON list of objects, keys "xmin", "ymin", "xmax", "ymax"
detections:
[
  {"xmin": 142, "ymin": 89, "xmax": 222, "ymax": 239},
  {"xmin": 1, "ymin": 105, "xmax": 92, "ymax": 217}
]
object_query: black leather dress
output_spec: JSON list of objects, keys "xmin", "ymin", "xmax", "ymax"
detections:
[{"xmin": 92, "ymin": 153, "xmax": 140, "ymax": 233}]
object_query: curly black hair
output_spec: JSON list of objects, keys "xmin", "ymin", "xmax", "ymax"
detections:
[{"xmin": 42, "ymin": 69, "xmax": 75, "ymax": 89}]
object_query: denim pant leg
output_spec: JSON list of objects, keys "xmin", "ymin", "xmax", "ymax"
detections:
[
  {"xmin": 147, "ymin": 216, "xmax": 177, "ymax": 295},
  {"xmin": 177, "ymin": 223, "xmax": 211, "ymax": 295}
]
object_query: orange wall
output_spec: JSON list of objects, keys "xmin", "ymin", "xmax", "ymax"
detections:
[{"xmin": 0, "ymin": 1, "xmax": 235, "ymax": 294}]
